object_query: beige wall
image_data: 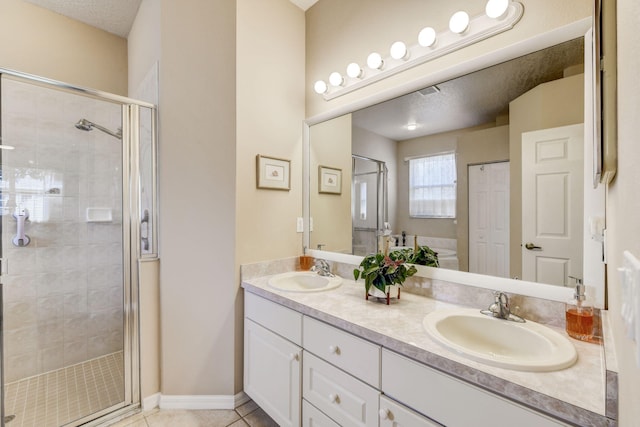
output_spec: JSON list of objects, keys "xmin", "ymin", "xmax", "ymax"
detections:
[
  {"xmin": 0, "ymin": 0, "xmax": 127, "ymax": 95},
  {"xmin": 310, "ymin": 114, "xmax": 352, "ymax": 252},
  {"xmin": 607, "ymin": 0, "xmax": 640, "ymax": 423},
  {"xmin": 236, "ymin": 0, "xmax": 306, "ymax": 391},
  {"xmin": 457, "ymin": 125, "xmax": 510, "ymax": 272},
  {"xmin": 305, "ymin": 0, "xmax": 590, "ymax": 118},
  {"xmin": 128, "ymin": 0, "xmax": 161, "ymax": 96},
  {"xmin": 508, "ymin": 74, "xmax": 584, "ymax": 278},
  {"xmin": 158, "ymin": 0, "xmax": 237, "ymax": 395}
]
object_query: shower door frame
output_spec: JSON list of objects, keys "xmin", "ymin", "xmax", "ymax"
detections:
[
  {"xmin": 0, "ymin": 68, "xmax": 156, "ymax": 427},
  {"xmin": 352, "ymin": 155, "xmax": 388, "ymax": 255}
]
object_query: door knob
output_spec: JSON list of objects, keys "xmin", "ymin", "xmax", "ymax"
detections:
[{"xmin": 524, "ymin": 242, "xmax": 542, "ymax": 251}]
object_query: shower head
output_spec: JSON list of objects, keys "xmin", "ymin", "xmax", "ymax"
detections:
[{"xmin": 74, "ymin": 118, "xmax": 122, "ymax": 140}]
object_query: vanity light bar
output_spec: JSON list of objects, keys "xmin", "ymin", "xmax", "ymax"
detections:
[{"xmin": 315, "ymin": 1, "xmax": 523, "ymax": 101}]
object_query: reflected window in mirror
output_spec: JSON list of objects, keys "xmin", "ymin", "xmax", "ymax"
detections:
[{"xmin": 409, "ymin": 153, "xmax": 457, "ymax": 218}]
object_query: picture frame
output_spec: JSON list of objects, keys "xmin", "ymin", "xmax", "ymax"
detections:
[
  {"xmin": 256, "ymin": 154, "xmax": 291, "ymax": 191},
  {"xmin": 318, "ymin": 165, "xmax": 342, "ymax": 194}
]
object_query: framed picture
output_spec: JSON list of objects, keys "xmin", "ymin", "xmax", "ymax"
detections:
[
  {"xmin": 256, "ymin": 155, "xmax": 291, "ymax": 191},
  {"xmin": 319, "ymin": 165, "xmax": 342, "ymax": 194}
]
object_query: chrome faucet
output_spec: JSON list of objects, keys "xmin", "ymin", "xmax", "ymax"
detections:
[
  {"xmin": 311, "ymin": 258, "xmax": 334, "ymax": 277},
  {"xmin": 481, "ymin": 291, "xmax": 525, "ymax": 323}
]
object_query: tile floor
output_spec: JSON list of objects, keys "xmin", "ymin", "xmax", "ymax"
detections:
[
  {"xmin": 4, "ymin": 352, "xmax": 124, "ymax": 427},
  {"xmin": 108, "ymin": 400, "xmax": 278, "ymax": 427}
]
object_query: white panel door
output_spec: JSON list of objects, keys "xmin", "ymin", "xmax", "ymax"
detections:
[
  {"xmin": 521, "ymin": 124, "xmax": 584, "ymax": 286},
  {"xmin": 468, "ymin": 162, "xmax": 510, "ymax": 277}
]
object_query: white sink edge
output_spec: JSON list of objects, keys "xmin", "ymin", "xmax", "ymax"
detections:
[{"xmin": 423, "ymin": 308, "xmax": 578, "ymax": 372}]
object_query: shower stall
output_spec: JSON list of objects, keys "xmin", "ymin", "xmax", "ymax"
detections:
[
  {"xmin": 352, "ymin": 155, "xmax": 388, "ymax": 256},
  {"xmin": 0, "ymin": 70, "xmax": 157, "ymax": 426}
]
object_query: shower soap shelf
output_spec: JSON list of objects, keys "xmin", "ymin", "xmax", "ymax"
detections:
[{"xmin": 86, "ymin": 207, "xmax": 113, "ymax": 222}]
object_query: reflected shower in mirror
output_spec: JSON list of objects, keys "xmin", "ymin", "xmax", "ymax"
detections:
[{"xmin": 309, "ymin": 37, "xmax": 605, "ymax": 291}]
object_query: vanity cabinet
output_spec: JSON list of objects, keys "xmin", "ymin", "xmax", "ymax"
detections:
[
  {"xmin": 382, "ymin": 349, "xmax": 569, "ymax": 427},
  {"xmin": 244, "ymin": 291, "xmax": 571, "ymax": 427},
  {"xmin": 244, "ymin": 293, "xmax": 303, "ymax": 427}
]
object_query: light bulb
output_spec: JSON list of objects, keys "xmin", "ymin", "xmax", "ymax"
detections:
[
  {"xmin": 485, "ymin": 0, "xmax": 509, "ymax": 19},
  {"xmin": 314, "ymin": 80, "xmax": 328, "ymax": 95},
  {"xmin": 418, "ymin": 27, "xmax": 437, "ymax": 47},
  {"xmin": 390, "ymin": 41, "xmax": 409, "ymax": 61},
  {"xmin": 346, "ymin": 62, "xmax": 364, "ymax": 79},
  {"xmin": 449, "ymin": 11, "xmax": 470, "ymax": 34},
  {"xmin": 367, "ymin": 52, "xmax": 384, "ymax": 70},
  {"xmin": 329, "ymin": 72, "xmax": 344, "ymax": 87}
]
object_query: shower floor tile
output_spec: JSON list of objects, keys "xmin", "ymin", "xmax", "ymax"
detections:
[{"xmin": 4, "ymin": 351, "xmax": 124, "ymax": 427}]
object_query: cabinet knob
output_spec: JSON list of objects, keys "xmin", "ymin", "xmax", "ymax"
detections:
[
  {"xmin": 379, "ymin": 408, "xmax": 390, "ymax": 420},
  {"xmin": 329, "ymin": 345, "xmax": 339, "ymax": 354},
  {"xmin": 289, "ymin": 353, "xmax": 299, "ymax": 362},
  {"xmin": 329, "ymin": 393, "xmax": 339, "ymax": 403}
]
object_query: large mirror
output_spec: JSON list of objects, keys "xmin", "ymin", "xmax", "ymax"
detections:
[{"xmin": 307, "ymin": 36, "xmax": 606, "ymax": 305}]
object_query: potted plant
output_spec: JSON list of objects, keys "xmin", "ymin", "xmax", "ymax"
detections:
[{"xmin": 353, "ymin": 245, "xmax": 439, "ymax": 304}]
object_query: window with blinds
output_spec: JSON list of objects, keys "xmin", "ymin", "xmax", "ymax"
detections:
[{"xmin": 409, "ymin": 152, "xmax": 457, "ymax": 218}]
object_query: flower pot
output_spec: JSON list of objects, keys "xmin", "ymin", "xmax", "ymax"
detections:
[{"xmin": 366, "ymin": 284, "xmax": 401, "ymax": 305}]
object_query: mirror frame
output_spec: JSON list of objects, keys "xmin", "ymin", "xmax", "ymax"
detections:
[{"xmin": 304, "ymin": 17, "xmax": 599, "ymax": 304}]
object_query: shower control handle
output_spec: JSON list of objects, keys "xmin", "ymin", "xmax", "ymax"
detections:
[{"xmin": 12, "ymin": 208, "xmax": 31, "ymax": 247}]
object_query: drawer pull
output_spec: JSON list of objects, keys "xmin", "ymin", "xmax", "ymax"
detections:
[
  {"xmin": 329, "ymin": 393, "xmax": 339, "ymax": 403},
  {"xmin": 329, "ymin": 345, "xmax": 340, "ymax": 354},
  {"xmin": 379, "ymin": 408, "xmax": 390, "ymax": 420},
  {"xmin": 289, "ymin": 353, "xmax": 299, "ymax": 362}
]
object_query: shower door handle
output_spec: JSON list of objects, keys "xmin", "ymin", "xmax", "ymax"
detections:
[{"xmin": 12, "ymin": 208, "xmax": 30, "ymax": 247}]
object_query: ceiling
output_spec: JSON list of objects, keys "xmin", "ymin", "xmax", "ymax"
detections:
[
  {"xmin": 24, "ymin": 0, "xmax": 142, "ymax": 37},
  {"xmin": 24, "ymin": 0, "xmax": 318, "ymax": 38},
  {"xmin": 352, "ymin": 38, "xmax": 585, "ymax": 141}
]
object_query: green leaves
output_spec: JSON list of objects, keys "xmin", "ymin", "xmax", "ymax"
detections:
[{"xmin": 353, "ymin": 246, "xmax": 439, "ymax": 295}]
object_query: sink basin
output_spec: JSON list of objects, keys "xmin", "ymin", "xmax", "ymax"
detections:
[
  {"xmin": 423, "ymin": 308, "xmax": 577, "ymax": 372},
  {"xmin": 268, "ymin": 271, "xmax": 342, "ymax": 293}
]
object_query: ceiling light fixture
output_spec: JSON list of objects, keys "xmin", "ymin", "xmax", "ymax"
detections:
[
  {"xmin": 407, "ymin": 123, "xmax": 418, "ymax": 131},
  {"xmin": 315, "ymin": 1, "xmax": 523, "ymax": 100},
  {"xmin": 449, "ymin": 11, "xmax": 470, "ymax": 34}
]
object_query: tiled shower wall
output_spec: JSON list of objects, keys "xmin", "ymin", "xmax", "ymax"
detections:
[{"xmin": 1, "ymin": 78, "xmax": 124, "ymax": 382}]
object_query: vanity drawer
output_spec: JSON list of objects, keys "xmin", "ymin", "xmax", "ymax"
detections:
[
  {"xmin": 382, "ymin": 349, "xmax": 569, "ymax": 427},
  {"xmin": 379, "ymin": 395, "xmax": 442, "ymax": 427},
  {"xmin": 245, "ymin": 292, "xmax": 302, "ymax": 345},
  {"xmin": 302, "ymin": 399, "xmax": 340, "ymax": 427},
  {"xmin": 303, "ymin": 316, "xmax": 381, "ymax": 387},
  {"xmin": 303, "ymin": 352, "xmax": 380, "ymax": 427}
]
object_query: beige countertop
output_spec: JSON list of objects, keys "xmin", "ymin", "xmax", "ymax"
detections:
[{"xmin": 242, "ymin": 273, "xmax": 614, "ymax": 427}]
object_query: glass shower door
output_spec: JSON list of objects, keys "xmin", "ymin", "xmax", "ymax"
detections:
[{"xmin": 0, "ymin": 76, "xmax": 127, "ymax": 426}]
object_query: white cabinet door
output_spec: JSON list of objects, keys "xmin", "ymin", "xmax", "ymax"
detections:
[
  {"xmin": 244, "ymin": 319, "xmax": 301, "ymax": 427},
  {"xmin": 379, "ymin": 395, "xmax": 442, "ymax": 427}
]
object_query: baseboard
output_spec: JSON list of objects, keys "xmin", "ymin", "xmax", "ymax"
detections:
[
  {"xmin": 142, "ymin": 392, "xmax": 161, "ymax": 410},
  {"xmin": 159, "ymin": 394, "xmax": 236, "ymax": 410}
]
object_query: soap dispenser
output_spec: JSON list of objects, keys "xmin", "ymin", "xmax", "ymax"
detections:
[{"xmin": 565, "ymin": 276, "xmax": 594, "ymax": 341}]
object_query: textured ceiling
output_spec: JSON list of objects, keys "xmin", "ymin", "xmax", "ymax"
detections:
[
  {"xmin": 24, "ymin": 0, "xmax": 142, "ymax": 37},
  {"xmin": 352, "ymin": 38, "xmax": 585, "ymax": 141},
  {"xmin": 25, "ymin": 0, "xmax": 316, "ymax": 38}
]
